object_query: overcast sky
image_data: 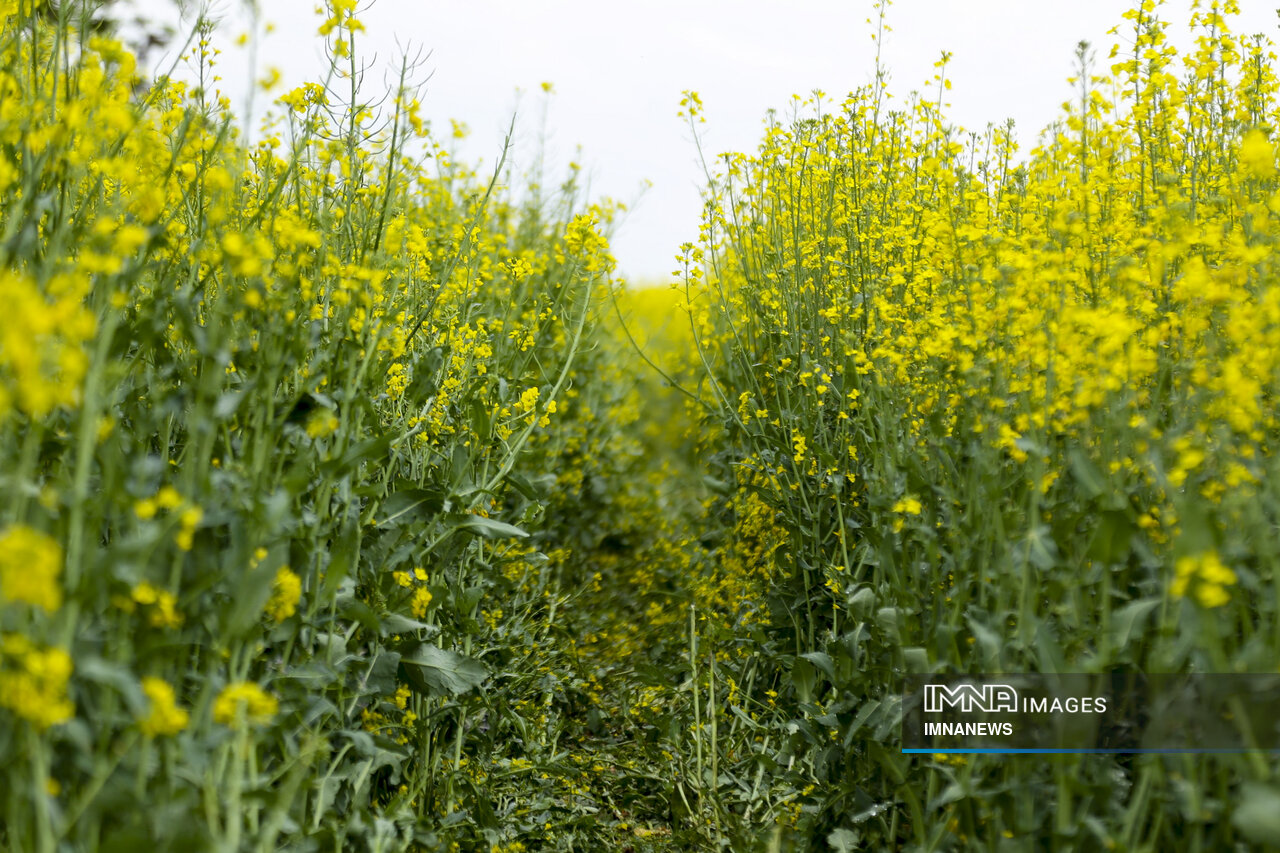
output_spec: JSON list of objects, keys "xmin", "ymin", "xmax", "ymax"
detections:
[{"xmin": 126, "ymin": 0, "xmax": 1279, "ymax": 282}]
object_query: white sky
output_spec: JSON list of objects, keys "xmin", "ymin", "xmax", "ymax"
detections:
[{"xmin": 125, "ymin": 0, "xmax": 1279, "ymax": 282}]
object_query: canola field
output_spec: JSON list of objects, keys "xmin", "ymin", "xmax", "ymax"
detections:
[{"xmin": 4, "ymin": 0, "xmax": 1280, "ymax": 850}]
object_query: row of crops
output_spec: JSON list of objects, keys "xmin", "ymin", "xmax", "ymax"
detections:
[{"xmin": 4, "ymin": 0, "xmax": 1280, "ymax": 849}]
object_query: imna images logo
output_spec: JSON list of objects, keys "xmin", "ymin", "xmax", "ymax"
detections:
[{"xmin": 923, "ymin": 682, "xmax": 1018, "ymax": 713}]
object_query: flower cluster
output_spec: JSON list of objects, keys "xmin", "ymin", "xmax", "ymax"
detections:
[
  {"xmin": 265, "ymin": 567, "xmax": 302, "ymax": 623},
  {"xmin": 1171, "ymin": 551, "xmax": 1238, "ymax": 608},
  {"xmin": 138, "ymin": 677, "xmax": 190, "ymax": 738},
  {"xmin": 213, "ymin": 682, "xmax": 279, "ymax": 728},
  {"xmin": 0, "ymin": 635, "xmax": 73, "ymax": 730},
  {"xmin": 0, "ymin": 525, "xmax": 62, "ymax": 612}
]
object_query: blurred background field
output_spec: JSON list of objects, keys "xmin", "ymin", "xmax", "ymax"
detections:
[{"xmin": 5, "ymin": 1, "xmax": 1280, "ymax": 851}]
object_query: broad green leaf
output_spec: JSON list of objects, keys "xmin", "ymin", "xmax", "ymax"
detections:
[
  {"xmin": 792, "ymin": 656, "xmax": 817, "ymax": 704},
  {"xmin": 449, "ymin": 513, "xmax": 529, "ymax": 539},
  {"xmin": 800, "ymin": 651, "xmax": 835, "ymax": 681},
  {"xmin": 1023, "ymin": 525, "xmax": 1059, "ymax": 571},
  {"xmin": 828, "ymin": 828, "xmax": 859, "ymax": 853},
  {"xmin": 1089, "ymin": 509, "xmax": 1135, "ymax": 563},
  {"xmin": 320, "ymin": 433, "xmax": 394, "ymax": 477},
  {"xmin": 75, "ymin": 657, "xmax": 146, "ymax": 715},
  {"xmin": 376, "ymin": 488, "xmax": 444, "ymax": 527},
  {"xmin": 1233, "ymin": 784, "xmax": 1280, "ymax": 844},
  {"xmin": 1069, "ymin": 448, "xmax": 1107, "ymax": 500},
  {"xmin": 379, "ymin": 613, "xmax": 438, "ymax": 637},
  {"xmin": 213, "ymin": 385, "xmax": 252, "ymax": 419},
  {"xmin": 222, "ymin": 556, "xmax": 280, "ymax": 639},
  {"xmin": 902, "ymin": 647, "xmax": 930, "ymax": 673},
  {"xmin": 1109, "ymin": 598, "xmax": 1161, "ymax": 651},
  {"xmin": 966, "ymin": 615, "xmax": 1004, "ymax": 670},
  {"xmin": 364, "ymin": 651, "xmax": 401, "ymax": 696},
  {"xmin": 400, "ymin": 644, "xmax": 487, "ymax": 697}
]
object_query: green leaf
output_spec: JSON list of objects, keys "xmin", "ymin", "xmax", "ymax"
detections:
[
  {"xmin": 322, "ymin": 518, "xmax": 357, "ymax": 597},
  {"xmin": 1089, "ymin": 509, "xmax": 1135, "ymax": 563},
  {"xmin": 1023, "ymin": 525, "xmax": 1059, "ymax": 571},
  {"xmin": 320, "ymin": 433, "xmax": 394, "ymax": 478},
  {"xmin": 450, "ymin": 444, "xmax": 470, "ymax": 483},
  {"xmin": 222, "ymin": 554, "xmax": 280, "ymax": 639},
  {"xmin": 848, "ymin": 586, "xmax": 876, "ymax": 618},
  {"xmin": 377, "ymin": 488, "xmax": 444, "ymax": 528},
  {"xmin": 280, "ymin": 662, "xmax": 341, "ymax": 690},
  {"xmin": 1233, "ymin": 784, "xmax": 1280, "ymax": 844},
  {"xmin": 1109, "ymin": 598, "xmax": 1160, "ymax": 652},
  {"xmin": 800, "ymin": 651, "xmax": 835, "ymax": 681},
  {"xmin": 449, "ymin": 514, "xmax": 529, "ymax": 539},
  {"xmin": 364, "ymin": 651, "xmax": 401, "ymax": 696},
  {"xmin": 507, "ymin": 472, "xmax": 556, "ymax": 502},
  {"xmin": 379, "ymin": 613, "xmax": 439, "ymax": 637},
  {"xmin": 400, "ymin": 644, "xmax": 487, "ymax": 697},
  {"xmin": 1069, "ymin": 448, "xmax": 1107, "ymax": 500},
  {"xmin": 469, "ymin": 398, "xmax": 491, "ymax": 439},
  {"xmin": 966, "ymin": 615, "xmax": 1004, "ymax": 670},
  {"xmin": 213, "ymin": 384, "xmax": 253, "ymax": 419},
  {"xmin": 902, "ymin": 647, "xmax": 930, "ymax": 674},
  {"xmin": 340, "ymin": 597, "xmax": 381, "ymax": 635},
  {"xmin": 828, "ymin": 829, "xmax": 859, "ymax": 853},
  {"xmin": 454, "ymin": 585, "xmax": 485, "ymax": 616},
  {"xmin": 701, "ymin": 475, "xmax": 732, "ymax": 494},
  {"xmin": 76, "ymin": 657, "xmax": 146, "ymax": 715},
  {"xmin": 792, "ymin": 657, "xmax": 817, "ymax": 704},
  {"xmin": 875, "ymin": 607, "xmax": 903, "ymax": 644}
]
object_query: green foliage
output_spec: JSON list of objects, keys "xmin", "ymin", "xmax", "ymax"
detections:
[
  {"xmin": 7, "ymin": 0, "xmax": 1280, "ymax": 851},
  {"xmin": 668, "ymin": 2, "xmax": 1280, "ymax": 849}
]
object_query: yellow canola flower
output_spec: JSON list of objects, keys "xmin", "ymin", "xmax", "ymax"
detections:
[
  {"xmin": 136, "ymin": 486, "xmax": 185, "ymax": 521},
  {"xmin": 516, "ymin": 386, "xmax": 540, "ymax": 415},
  {"xmin": 156, "ymin": 486, "xmax": 183, "ymax": 510},
  {"xmin": 279, "ymin": 82, "xmax": 328, "ymax": 112},
  {"xmin": 411, "ymin": 586, "xmax": 433, "ymax": 618},
  {"xmin": 306, "ymin": 408, "xmax": 339, "ymax": 438},
  {"xmin": 1239, "ymin": 129, "xmax": 1277, "ymax": 179},
  {"xmin": 138, "ymin": 677, "xmax": 189, "ymax": 737},
  {"xmin": 131, "ymin": 580, "xmax": 159, "ymax": 605},
  {"xmin": 891, "ymin": 497, "xmax": 923, "ymax": 533},
  {"xmin": 213, "ymin": 682, "xmax": 279, "ymax": 728},
  {"xmin": 0, "ymin": 635, "xmax": 74, "ymax": 730},
  {"xmin": 150, "ymin": 590, "xmax": 183, "ymax": 628},
  {"xmin": 265, "ymin": 567, "xmax": 302, "ymax": 623},
  {"xmin": 385, "ymin": 363, "xmax": 408, "ymax": 399},
  {"xmin": 893, "ymin": 497, "xmax": 923, "ymax": 515},
  {"xmin": 538, "ymin": 400, "xmax": 557, "ymax": 429},
  {"xmin": 131, "ymin": 581, "xmax": 184, "ymax": 628},
  {"xmin": 563, "ymin": 214, "xmax": 613, "ymax": 274},
  {"xmin": 176, "ymin": 506, "xmax": 202, "ymax": 551},
  {"xmin": 0, "ymin": 525, "xmax": 63, "ymax": 612},
  {"xmin": 0, "ymin": 270, "xmax": 94, "ymax": 419},
  {"xmin": 1171, "ymin": 552, "xmax": 1237, "ymax": 608}
]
